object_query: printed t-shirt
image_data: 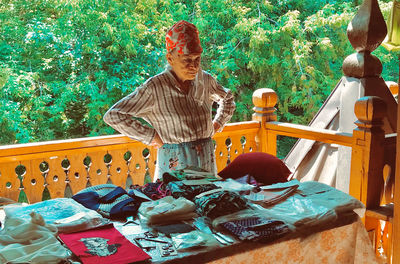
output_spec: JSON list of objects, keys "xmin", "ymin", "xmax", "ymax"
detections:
[{"xmin": 59, "ymin": 224, "xmax": 150, "ymax": 264}]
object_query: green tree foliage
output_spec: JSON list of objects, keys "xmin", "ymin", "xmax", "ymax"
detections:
[{"xmin": 0, "ymin": 0, "xmax": 397, "ymax": 145}]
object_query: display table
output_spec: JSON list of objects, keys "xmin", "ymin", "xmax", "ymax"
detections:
[
  {"xmin": 0, "ymin": 180, "xmax": 379, "ymax": 264},
  {"xmin": 112, "ymin": 213, "xmax": 377, "ymax": 264},
  {"xmin": 206, "ymin": 216, "xmax": 377, "ymax": 264}
]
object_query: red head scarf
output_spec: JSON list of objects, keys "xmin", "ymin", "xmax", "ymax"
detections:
[{"xmin": 166, "ymin": 20, "xmax": 203, "ymax": 54}]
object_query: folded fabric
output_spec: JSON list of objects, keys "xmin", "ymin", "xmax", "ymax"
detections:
[
  {"xmin": 213, "ymin": 178, "xmax": 256, "ymax": 193},
  {"xmin": 250, "ymin": 181, "xmax": 365, "ymax": 229},
  {"xmin": 171, "ymin": 230, "xmax": 220, "ymax": 251},
  {"xmin": 219, "ymin": 217, "xmax": 290, "ymax": 243},
  {"xmin": 0, "ymin": 212, "xmax": 71, "ymax": 264},
  {"xmin": 73, "ymin": 184, "xmax": 146, "ymax": 219},
  {"xmin": 153, "ymin": 223, "xmax": 195, "ymax": 236},
  {"xmin": 244, "ymin": 180, "xmax": 299, "ymax": 207},
  {"xmin": 194, "ymin": 189, "xmax": 249, "ymax": 219},
  {"xmin": 59, "ymin": 224, "xmax": 150, "ymax": 264},
  {"xmin": 4, "ymin": 198, "xmax": 109, "ymax": 233},
  {"xmin": 168, "ymin": 180, "xmax": 220, "ymax": 201},
  {"xmin": 164, "ymin": 168, "xmax": 219, "ymax": 181},
  {"xmin": 0, "ymin": 197, "xmax": 17, "ymax": 206},
  {"xmin": 138, "ymin": 196, "xmax": 197, "ymax": 225}
]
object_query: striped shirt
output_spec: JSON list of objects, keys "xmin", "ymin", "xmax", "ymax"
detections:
[{"xmin": 103, "ymin": 68, "xmax": 235, "ymax": 145}]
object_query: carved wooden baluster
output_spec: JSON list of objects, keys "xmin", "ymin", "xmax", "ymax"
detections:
[
  {"xmin": 240, "ymin": 136, "xmax": 246, "ymax": 153},
  {"xmin": 84, "ymin": 156, "xmax": 92, "ymax": 188},
  {"xmin": 143, "ymin": 148, "xmax": 152, "ymax": 184},
  {"xmin": 382, "ymin": 164, "xmax": 393, "ymax": 204},
  {"xmin": 15, "ymin": 164, "xmax": 28, "ymax": 203},
  {"xmin": 62, "ymin": 158, "xmax": 73, "ymax": 198},
  {"xmin": 252, "ymin": 88, "xmax": 278, "ymax": 155},
  {"xmin": 225, "ymin": 138, "xmax": 232, "ymax": 165},
  {"xmin": 124, "ymin": 151, "xmax": 133, "ymax": 189},
  {"xmin": 104, "ymin": 153, "xmax": 113, "ymax": 184},
  {"xmin": 40, "ymin": 161, "xmax": 51, "ymax": 200}
]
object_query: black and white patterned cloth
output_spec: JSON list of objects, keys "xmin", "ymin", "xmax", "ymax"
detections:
[{"xmin": 220, "ymin": 217, "xmax": 290, "ymax": 243}]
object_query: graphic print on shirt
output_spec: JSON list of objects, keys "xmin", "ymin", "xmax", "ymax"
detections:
[{"xmin": 80, "ymin": 237, "xmax": 121, "ymax": 257}]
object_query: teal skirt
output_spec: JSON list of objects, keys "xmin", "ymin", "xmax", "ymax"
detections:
[{"xmin": 154, "ymin": 138, "xmax": 216, "ymax": 181}]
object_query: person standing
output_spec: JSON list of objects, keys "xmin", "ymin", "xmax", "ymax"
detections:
[{"xmin": 103, "ymin": 20, "xmax": 235, "ymax": 180}]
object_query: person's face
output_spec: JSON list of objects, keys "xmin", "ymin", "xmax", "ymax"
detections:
[{"xmin": 167, "ymin": 50, "xmax": 201, "ymax": 82}]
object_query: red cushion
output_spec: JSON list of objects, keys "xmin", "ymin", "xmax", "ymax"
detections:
[{"xmin": 218, "ymin": 152, "xmax": 291, "ymax": 185}]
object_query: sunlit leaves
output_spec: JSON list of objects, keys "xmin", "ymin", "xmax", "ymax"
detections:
[{"xmin": 0, "ymin": 0, "xmax": 396, "ymax": 145}]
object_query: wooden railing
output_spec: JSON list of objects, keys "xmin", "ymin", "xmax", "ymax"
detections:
[
  {"xmin": 0, "ymin": 89, "xmax": 391, "ymax": 210},
  {"xmin": 254, "ymin": 89, "xmax": 396, "ymax": 262},
  {"xmin": 0, "ymin": 122, "xmax": 259, "ymax": 204}
]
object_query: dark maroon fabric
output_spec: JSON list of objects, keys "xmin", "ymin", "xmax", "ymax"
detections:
[{"xmin": 218, "ymin": 152, "xmax": 291, "ymax": 185}]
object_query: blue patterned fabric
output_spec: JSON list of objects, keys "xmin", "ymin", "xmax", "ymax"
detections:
[
  {"xmin": 220, "ymin": 217, "xmax": 290, "ymax": 243},
  {"xmin": 72, "ymin": 184, "xmax": 146, "ymax": 219},
  {"xmin": 168, "ymin": 181, "xmax": 219, "ymax": 201},
  {"xmin": 194, "ymin": 190, "xmax": 248, "ymax": 219}
]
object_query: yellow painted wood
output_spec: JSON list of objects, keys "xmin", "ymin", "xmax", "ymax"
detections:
[
  {"xmin": 0, "ymin": 135, "xmax": 139, "ymax": 158},
  {"xmin": 105, "ymin": 149, "xmax": 127, "ymax": 187},
  {"xmin": 385, "ymin": 221, "xmax": 393, "ymax": 264},
  {"xmin": 266, "ymin": 131, "xmax": 277, "ymax": 156},
  {"xmin": 46, "ymin": 157, "xmax": 68, "ymax": 199},
  {"xmin": 350, "ymin": 99, "xmax": 386, "ymax": 207},
  {"xmin": 265, "ymin": 122, "xmax": 353, "ymax": 147},
  {"xmin": 15, "ymin": 160, "xmax": 32, "ymax": 203},
  {"xmin": 364, "ymin": 216, "xmax": 380, "ymax": 256},
  {"xmin": 214, "ymin": 136, "xmax": 229, "ymax": 172},
  {"xmin": 252, "ymin": 89, "xmax": 277, "ymax": 154},
  {"xmin": 0, "ymin": 163, "xmax": 21, "ymax": 201},
  {"xmin": 26, "ymin": 159, "xmax": 46, "ymax": 204},
  {"xmin": 67, "ymin": 153, "xmax": 90, "ymax": 195},
  {"xmin": 89, "ymin": 151, "xmax": 110, "ymax": 187}
]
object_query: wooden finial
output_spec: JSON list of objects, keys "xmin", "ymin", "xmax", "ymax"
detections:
[
  {"xmin": 354, "ymin": 96, "xmax": 387, "ymax": 128},
  {"xmin": 343, "ymin": 0, "xmax": 387, "ymax": 78},
  {"xmin": 342, "ymin": 52, "xmax": 383, "ymax": 78},
  {"xmin": 252, "ymin": 88, "xmax": 277, "ymax": 122},
  {"xmin": 347, "ymin": 0, "xmax": 387, "ymax": 52}
]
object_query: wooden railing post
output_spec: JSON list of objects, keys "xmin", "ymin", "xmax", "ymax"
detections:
[
  {"xmin": 350, "ymin": 96, "xmax": 387, "ymax": 208},
  {"xmin": 343, "ymin": 0, "xmax": 396, "ymax": 131},
  {"xmin": 252, "ymin": 88, "xmax": 278, "ymax": 155}
]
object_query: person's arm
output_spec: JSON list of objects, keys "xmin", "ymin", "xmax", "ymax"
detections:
[
  {"xmin": 209, "ymin": 76, "xmax": 236, "ymax": 133},
  {"xmin": 103, "ymin": 83, "xmax": 156, "ymax": 145}
]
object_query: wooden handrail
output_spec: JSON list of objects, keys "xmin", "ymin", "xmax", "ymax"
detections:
[
  {"xmin": 0, "ymin": 135, "xmax": 146, "ymax": 158},
  {"xmin": 0, "ymin": 121, "xmax": 260, "ymax": 204},
  {"xmin": 0, "ymin": 122, "xmax": 260, "ymax": 156},
  {"xmin": 264, "ymin": 122, "xmax": 353, "ymax": 146}
]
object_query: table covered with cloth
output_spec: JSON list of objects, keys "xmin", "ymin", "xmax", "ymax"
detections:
[
  {"xmin": 110, "ymin": 211, "xmax": 376, "ymax": 264},
  {"xmin": 0, "ymin": 179, "xmax": 378, "ymax": 264},
  {"xmin": 175, "ymin": 216, "xmax": 377, "ymax": 264}
]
